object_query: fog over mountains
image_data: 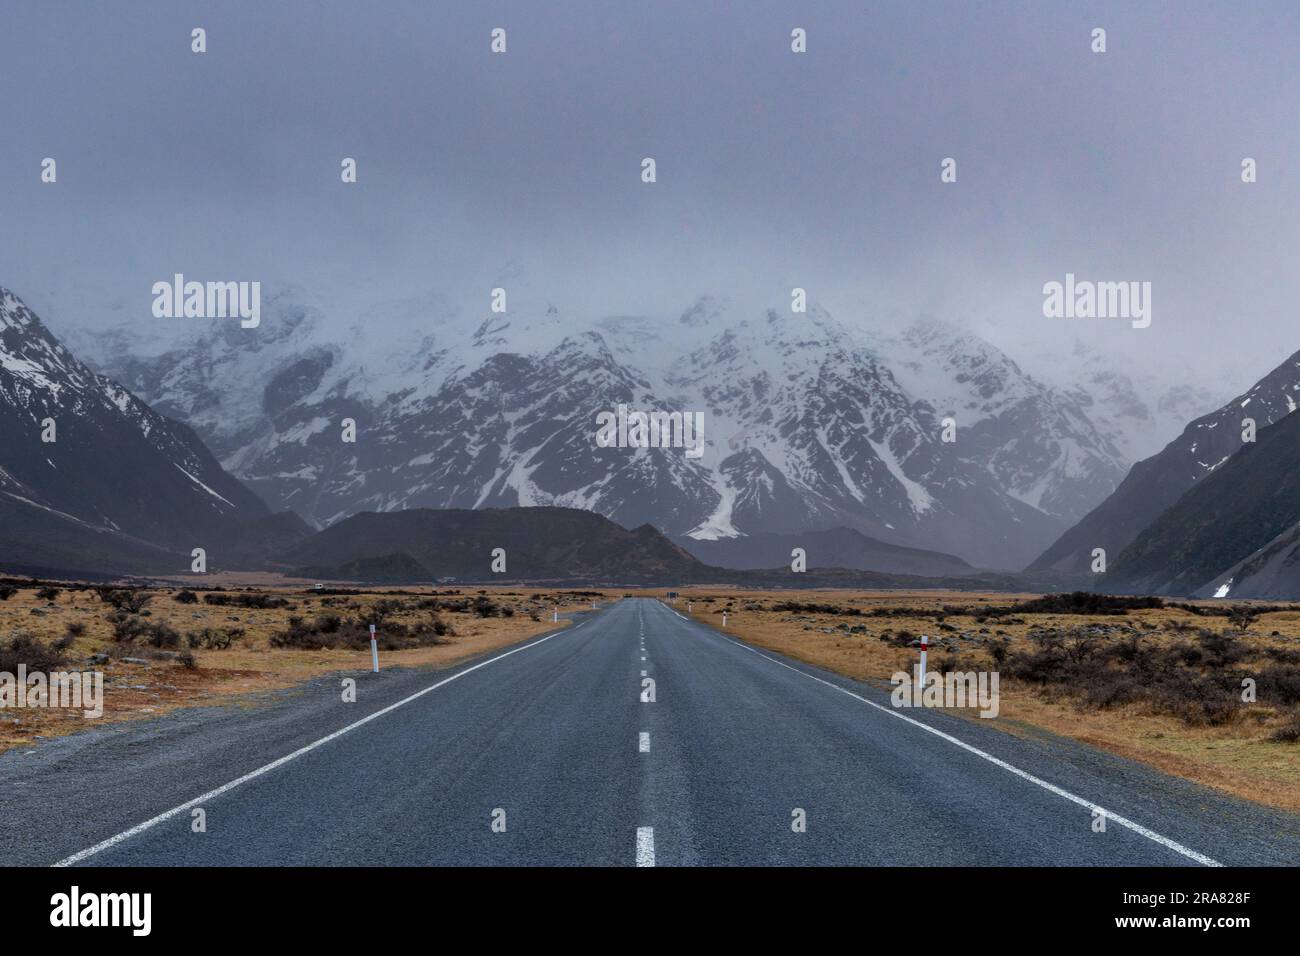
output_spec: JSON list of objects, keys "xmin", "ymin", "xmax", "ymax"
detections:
[{"xmin": 53, "ymin": 287, "xmax": 1229, "ymax": 571}]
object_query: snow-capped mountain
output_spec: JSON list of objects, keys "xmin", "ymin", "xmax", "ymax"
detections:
[
  {"xmin": 1015, "ymin": 338, "xmax": 1231, "ymax": 464},
  {"xmin": 66, "ymin": 291, "xmax": 1136, "ymax": 569},
  {"xmin": 870, "ymin": 318, "xmax": 1127, "ymax": 525},
  {"xmin": 0, "ymin": 288, "xmax": 272, "ymax": 572},
  {"xmin": 1032, "ymin": 348, "xmax": 1300, "ymax": 576}
]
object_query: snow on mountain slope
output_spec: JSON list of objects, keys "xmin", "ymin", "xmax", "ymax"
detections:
[
  {"xmin": 872, "ymin": 318, "xmax": 1127, "ymax": 525},
  {"xmin": 1016, "ymin": 338, "xmax": 1232, "ymax": 464},
  {"xmin": 0, "ymin": 287, "xmax": 270, "ymax": 568},
  {"xmin": 1032, "ymin": 348, "xmax": 1300, "ymax": 576},
  {"xmin": 66, "ymin": 291, "xmax": 1136, "ymax": 569}
]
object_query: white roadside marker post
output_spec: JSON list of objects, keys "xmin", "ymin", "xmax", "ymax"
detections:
[
  {"xmin": 722, "ymin": 610, "xmax": 728, "ymax": 628},
  {"xmin": 918, "ymin": 634, "xmax": 928, "ymax": 692},
  {"xmin": 370, "ymin": 624, "xmax": 379, "ymax": 673},
  {"xmin": 553, "ymin": 606, "xmax": 558, "ymax": 623}
]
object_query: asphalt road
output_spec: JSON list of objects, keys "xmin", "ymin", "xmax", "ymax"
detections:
[{"xmin": 4, "ymin": 597, "xmax": 1300, "ymax": 866}]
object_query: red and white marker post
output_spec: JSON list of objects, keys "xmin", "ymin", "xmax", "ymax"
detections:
[
  {"xmin": 369, "ymin": 624, "xmax": 379, "ymax": 673},
  {"xmin": 918, "ymin": 634, "xmax": 929, "ymax": 691}
]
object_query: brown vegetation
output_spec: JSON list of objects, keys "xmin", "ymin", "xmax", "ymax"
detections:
[
  {"xmin": 674, "ymin": 587, "xmax": 1300, "ymax": 812},
  {"xmin": 0, "ymin": 582, "xmax": 592, "ymax": 751}
]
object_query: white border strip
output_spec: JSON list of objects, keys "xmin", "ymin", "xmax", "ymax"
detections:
[
  {"xmin": 53, "ymin": 626, "xmax": 572, "ymax": 867},
  {"xmin": 698, "ymin": 620, "xmax": 1221, "ymax": 867}
]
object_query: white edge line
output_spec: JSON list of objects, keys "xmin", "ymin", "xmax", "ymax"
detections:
[
  {"xmin": 687, "ymin": 615, "xmax": 1222, "ymax": 868},
  {"xmin": 52, "ymin": 626, "xmax": 571, "ymax": 867}
]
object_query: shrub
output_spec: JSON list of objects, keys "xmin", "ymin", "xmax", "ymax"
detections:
[
  {"xmin": 1228, "ymin": 606, "xmax": 1258, "ymax": 633},
  {"xmin": 203, "ymin": 592, "xmax": 289, "ymax": 609},
  {"xmin": 174, "ymin": 589, "xmax": 199, "ymax": 604},
  {"xmin": 187, "ymin": 627, "xmax": 245, "ymax": 650},
  {"xmin": 269, "ymin": 614, "xmax": 364, "ymax": 650},
  {"xmin": 771, "ymin": 600, "xmax": 861, "ymax": 617},
  {"xmin": 987, "ymin": 622, "xmax": 1300, "ymax": 729},
  {"xmin": 97, "ymin": 589, "xmax": 152, "ymax": 613},
  {"xmin": 1258, "ymin": 665, "xmax": 1300, "ymax": 707},
  {"xmin": 1195, "ymin": 629, "xmax": 1246, "ymax": 667},
  {"xmin": 0, "ymin": 631, "xmax": 67, "ymax": 672},
  {"xmin": 110, "ymin": 612, "xmax": 148, "ymax": 643},
  {"xmin": 985, "ymin": 592, "xmax": 1163, "ymax": 618},
  {"xmin": 35, "ymin": 586, "xmax": 60, "ymax": 601},
  {"xmin": 1263, "ymin": 645, "xmax": 1300, "ymax": 665},
  {"xmin": 144, "ymin": 621, "xmax": 182, "ymax": 649},
  {"xmin": 1269, "ymin": 719, "xmax": 1300, "ymax": 743},
  {"xmin": 109, "ymin": 612, "xmax": 181, "ymax": 647},
  {"xmin": 986, "ymin": 637, "xmax": 1010, "ymax": 666},
  {"xmin": 52, "ymin": 621, "xmax": 86, "ymax": 652},
  {"xmin": 269, "ymin": 610, "xmax": 453, "ymax": 650}
]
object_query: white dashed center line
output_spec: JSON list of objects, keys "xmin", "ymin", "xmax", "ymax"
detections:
[
  {"xmin": 636, "ymin": 827, "xmax": 655, "ymax": 866},
  {"xmin": 639, "ymin": 731, "xmax": 650, "ymax": 753}
]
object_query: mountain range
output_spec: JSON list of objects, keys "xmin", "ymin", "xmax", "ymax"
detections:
[
  {"xmin": 18, "ymin": 281, "xmax": 1296, "ymax": 596},
  {"xmin": 61, "ymin": 289, "xmax": 1218, "ymax": 570}
]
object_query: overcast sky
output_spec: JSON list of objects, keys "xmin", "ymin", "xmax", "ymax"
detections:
[{"xmin": 3, "ymin": 0, "xmax": 1298, "ymax": 386}]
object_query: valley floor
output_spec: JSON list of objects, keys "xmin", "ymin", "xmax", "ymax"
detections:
[
  {"xmin": 3, "ymin": 580, "xmax": 1299, "ymax": 838},
  {"xmin": 3, "ymin": 597, "xmax": 1299, "ymax": 866}
]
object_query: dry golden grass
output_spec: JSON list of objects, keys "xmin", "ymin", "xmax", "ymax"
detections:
[
  {"xmin": 672, "ymin": 586, "xmax": 1300, "ymax": 812},
  {"xmin": 11, "ymin": 579, "xmax": 1300, "ymax": 812},
  {"xmin": 0, "ymin": 583, "xmax": 612, "ymax": 752}
]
